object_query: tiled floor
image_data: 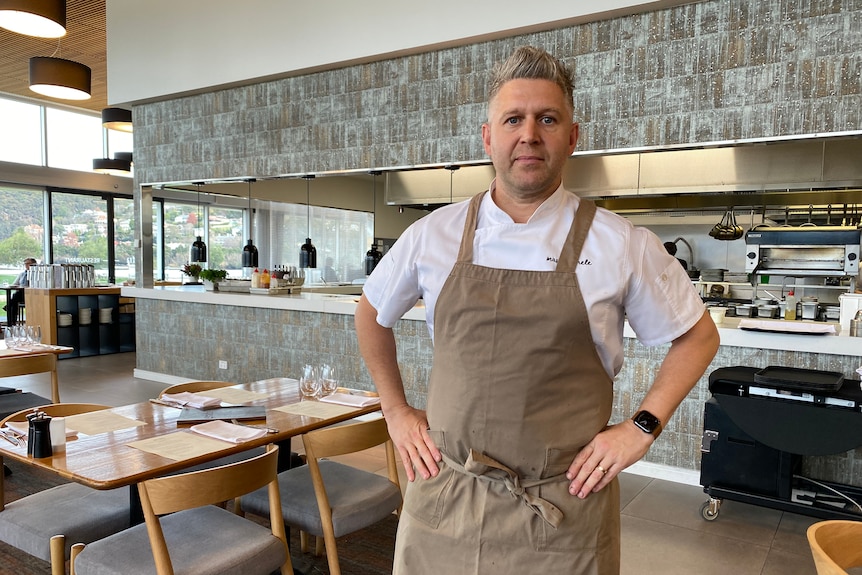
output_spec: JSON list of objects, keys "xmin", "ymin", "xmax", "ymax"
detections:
[{"xmin": 7, "ymin": 352, "xmax": 827, "ymax": 575}]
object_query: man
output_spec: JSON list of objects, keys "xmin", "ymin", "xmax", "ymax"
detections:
[
  {"xmin": 6, "ymin": 258, "xmax": 36, "ymax": 326},
  {"xmin": 355, "ymin": 46, "xmax": 718, "ymax": 574}
]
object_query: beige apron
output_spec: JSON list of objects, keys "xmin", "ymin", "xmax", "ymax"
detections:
[{"xmin": 394, "ymin": 192, "xmax": 619, "ymax": 575}]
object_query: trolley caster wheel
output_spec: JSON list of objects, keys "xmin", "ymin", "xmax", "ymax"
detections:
[{"xmin": 700, "ymin": 499, "xmax": 720, "ymax": 521}]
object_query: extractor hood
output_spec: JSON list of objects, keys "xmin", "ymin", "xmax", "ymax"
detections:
[{"xmin": 385, "ymin": 135, "xmax": 862, "ymax": 209}]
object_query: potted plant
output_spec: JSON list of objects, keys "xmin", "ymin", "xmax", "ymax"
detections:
[
  {"xmin": 181, "ymin": 263, "xmax": 203, "ymax": 285},
  {"xmin": 199, "ymin": 268, "xmax": 228, "ymax": 291}
]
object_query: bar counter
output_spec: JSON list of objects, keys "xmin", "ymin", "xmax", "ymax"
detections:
[{"xmin": 124, "ymin": 285, "xmax": 862, "ymax": 488}]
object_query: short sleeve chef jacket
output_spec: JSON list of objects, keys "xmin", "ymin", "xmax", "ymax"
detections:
[{"xmin": 362, "ymin": 183, "xmax": 705, "ymax": 379}]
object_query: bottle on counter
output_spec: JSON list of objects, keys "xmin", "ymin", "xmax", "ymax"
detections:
[
  {"xmin": 784, "ymin": 291, "xmax": 797, "ymax": 320},
  {"xmin": 251, "ymin": 267, "xmax": 261, "ymax": 289},
  {"xmin": 261, "ymin": 268, "xmax": 270, "ymax": 289}
]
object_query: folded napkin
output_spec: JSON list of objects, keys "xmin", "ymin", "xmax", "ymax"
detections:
[
  {"xmin": 319, "ymin": 392, "xmax": 381, "ymax": 407},
  {"xmin": 160, "ymin": 391, "xmax": 222, "ymax": 409},
  {"xmin": 5, "ymin": 420, "xmax": 78, "ymax": 438},
  {"xmin": 189, "ymin": 420, "xmax": 267, "ymax": 444}
]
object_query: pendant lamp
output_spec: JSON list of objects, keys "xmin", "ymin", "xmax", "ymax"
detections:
[
  {"xmin": 242, "ymin": 178, "xmax": 259, "ymax": 277},
  {"xmin": 102, "ymin": 107, "xmax": 133, "ymax": 133},
  {"xmin": 365, "ymin": 170, "xmax": 383, "ymax": 275},
  {"xmin": 0, "ymin": 0, "xmax": 66, "ymax": 38},
  {"xmin": 299, "ymin": 175, "xmax": 317, "ymax": 269},
  {"xmin": 29, "ymin": 56, "xmax": 91, "ymax": 100},
  {"xmin": 189, "ymin": 183, "xmax": 207, "ymax": 264},
  {"xmin": 93, "ymin": 152, "xmax": 132, "ymax": 175}
]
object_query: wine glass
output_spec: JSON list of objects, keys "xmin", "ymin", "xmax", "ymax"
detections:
[
  {"xmin": 319, "ymin": 364, "xmax": 338, "ymax": 396},
  {"xmin": 27, "ymin": 325, "xmax": 42, "ymax": 345},
  {"xmin": 299, "ymin": 364, "xmax": 320, "ymax": 399}
]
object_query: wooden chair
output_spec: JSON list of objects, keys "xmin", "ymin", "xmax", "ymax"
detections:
[
  {"xmin": 159, "ymin": 380, "xmax": 304, "ymax": 472},
  {"xmin": 70, "ymin": 444, "xmax": 292, "ymax": 575},
  {"xmin": 0, "ymin": 353, "xmax": 60, "ymax": 403},
  {"xmin": 158, "ymin": 380, "xmax": 233, "ymax": 397},
  {"xmin": 807, "ymin": 520, "xmax": 862, "ymax": 574},
  {"xmin": 0, "ymin": 403, "xmax": 132, "ymax": 575},
  {"xmin": 239, "ymin": 416, "xmax": 402, "ymax": 575}
]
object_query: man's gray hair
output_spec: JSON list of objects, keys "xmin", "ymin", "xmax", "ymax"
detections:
[{"xmin": 488, "ymin": 46, "xmax": 574, "ymax": 110}]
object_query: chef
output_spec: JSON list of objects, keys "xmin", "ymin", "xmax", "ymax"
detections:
[{"xmin": 355, "ymin": 46, "xmax": 719, "ymax": 574}]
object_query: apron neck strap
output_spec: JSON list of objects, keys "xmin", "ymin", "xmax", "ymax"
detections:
[{"xmin": 555, "ymin": 198, "xmax": 596, "ymax": 273}]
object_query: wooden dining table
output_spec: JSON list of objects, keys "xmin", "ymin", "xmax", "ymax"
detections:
[
  {"xmin": 0, "ymin": 340, "xmax": 74, "ymax": 359},
  {"xmin": 0, "ymin": 378, "xmax": 381, "ymax": 490}
]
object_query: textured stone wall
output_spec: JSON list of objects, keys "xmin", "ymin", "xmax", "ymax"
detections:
[
  {"xmin": 135, "ymin": 297, "xmax": 862, "ymax": 485},
  {"xmin": 133, "ymin": 0, "xmax": 862, "ymax": 185}
]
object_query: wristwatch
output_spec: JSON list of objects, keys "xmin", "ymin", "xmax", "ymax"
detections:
[{"xmin": 631, "ymin": 410, "xmax": 662, "ymax": 438}]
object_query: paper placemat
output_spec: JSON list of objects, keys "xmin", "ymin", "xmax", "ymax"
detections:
[
  {"xmin": 201, "ymin": 387, "xmax": 270, "ymax": 404},
  {"xmin": 127, "ymin": 431, "xmax": 229, "ymax": 461},
  {"xmin": 64, "ymin": 411, "xmax": 146, "ymax": 436},
  {"xmin": 274, "ymin": 400, "xmax": 359, "ymax": 419},
  {"xmin": 0, "ymin": 348, "xmax": 20, "ymax": 357}
]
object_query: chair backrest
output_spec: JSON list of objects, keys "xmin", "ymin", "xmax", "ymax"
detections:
[
  {"xmin": 0, "ymin": 353, "xmax": 60, "ymax": 403},
  {"xmin": 137, "ymin": 444, "xmax": 288, "ymax": 575},
  {"xmin": 807, "ymin": 520, "xmax": 862, "ymax": 575},
  {"xmin": 302, "ymin": 415, "xmax": 400, "ymax": 487},
  {"xmin": 0, "ymin": 402, "xmax": 110, "ymax": 427},
  {"xmin": 158, "ymin": 380, "xmax": 233, "ymax": 397}
]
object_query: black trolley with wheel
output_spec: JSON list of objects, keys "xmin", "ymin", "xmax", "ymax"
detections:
[{"xmin": 699, "ymin": 366, "xmax": 862, "ymax": 521}]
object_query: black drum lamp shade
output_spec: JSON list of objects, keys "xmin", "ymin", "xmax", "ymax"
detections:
[
  {"xmin": 102, "ymin": 107, "xmax": 133, "ymax": 132},
  {"xmin": 0, "ymin": 0, "xmax": 66, "ymax": 38},
  {"xmin": 29, "ymin": 56, "xmax": 91, "ymax": 100},
  {"xmin": 93, "ymin": 152, "xmax": 132, "ymax": 175}
]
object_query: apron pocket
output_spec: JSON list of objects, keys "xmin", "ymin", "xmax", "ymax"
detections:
[
  {"xmin": 537, "ymin": 447, "xmax": 619, "ymax": 553},
  {"xmin": 402, "ymin": 429, "xmax": 454, "ymax": 529}
]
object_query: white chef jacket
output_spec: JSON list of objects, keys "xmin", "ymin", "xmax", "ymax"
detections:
[{"xmin": 362, "ymin": 183, "xmax": 705, "ymax": 378}]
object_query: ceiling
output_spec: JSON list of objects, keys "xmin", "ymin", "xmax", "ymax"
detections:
[{"xmin": 0, "ymin": 0, "xmax": 107, "ymax": 114}]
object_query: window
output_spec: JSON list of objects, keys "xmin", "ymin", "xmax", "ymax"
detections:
[
  {"xmin": 208, "ymin": 205, "xmax": 243, "ymax": 272},
  {"xmin": 163, "ymin": 200, "xmax": 201, "ymax": 281},
  {"xmin": 0, "ymin": 185, "xmax": 45, "ymax": 316},
  {"xmin": 0, "ymin": 99, "xmax": 42, "ymax": 165},
  {"xmin": 51, "ymin": 192, "xmax": 109, "ymax": 281},
  {"xmin": 114, "ymin": 198, "xmax": 135, "ymax": 284},
  {"xmin": 45, "ymin": 108, "xmax": 102, "ymax": 171},
  {"xmin": 261, "ymin": 201, "xmax": 373, "ymax": 283}
]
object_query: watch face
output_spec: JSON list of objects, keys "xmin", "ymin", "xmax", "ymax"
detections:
[{"xmin": 633, "ymin": 410, "xmax": 661, "ymax": 436}]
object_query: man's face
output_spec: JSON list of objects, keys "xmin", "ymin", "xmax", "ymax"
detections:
[{"xmin": 482, "ymin": 79, "xmax": 578, "ymax": 201}]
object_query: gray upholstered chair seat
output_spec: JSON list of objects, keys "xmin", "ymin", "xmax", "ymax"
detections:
[
  {"xmin": 242, "ymin": 459, "xmax": 402, "ymax": 537},
  {"xmin": 0, "ymin": 482, "xmax": 130, "ymax": 561},
  {"xmin": 73, "ymin": 504, "xmax": 286, "ymax": 575}
]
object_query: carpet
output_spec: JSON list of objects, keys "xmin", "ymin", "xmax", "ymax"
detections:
[{"xmin": 0, "ymin": 458, "xmax": 397, "ymax": 575}]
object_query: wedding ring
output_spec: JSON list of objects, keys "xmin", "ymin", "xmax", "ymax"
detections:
[{"xmin": 597, "ymin": 465, "xmax": 607, "ymax": 474}]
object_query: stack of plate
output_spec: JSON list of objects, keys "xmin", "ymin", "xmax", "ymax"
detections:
[
  {"xmin": 58, "ymin": 313, "xmax": 73, "ymax": 327},
  {"xmin": 99, "ymin": 307, "xmax": 113, "ymax": 324},
  {"xmin": 78, "ymin": 307, "xmax": 92, "ymax": 325}
]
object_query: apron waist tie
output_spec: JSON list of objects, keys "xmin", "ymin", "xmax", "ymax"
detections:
[{"xmin": 441, "ymin": 449, "xmax": 568, "ymax": 529}]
